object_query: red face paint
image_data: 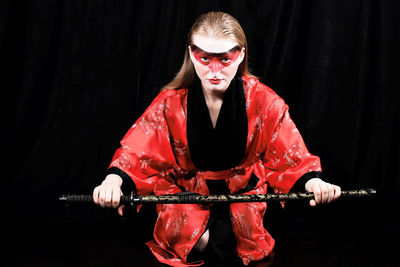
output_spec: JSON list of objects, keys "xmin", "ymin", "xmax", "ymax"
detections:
[{"xmin": 190, "ymin": 45, "xmax": 241, "ymax": 73}]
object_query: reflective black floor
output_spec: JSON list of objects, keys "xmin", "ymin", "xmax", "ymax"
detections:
[{"xmin": 5, "ymin": 197, "xmax": 395, "ymax": 266}]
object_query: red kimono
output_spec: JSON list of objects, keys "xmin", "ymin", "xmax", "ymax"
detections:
[{"xmin": 108, "ymin": 76, "xmax": 322, "ymax": 266}]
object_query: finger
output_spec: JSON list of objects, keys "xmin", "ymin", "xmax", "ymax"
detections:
[
  {"xmin": 320, "ymin": 182, "xmax": 329, "ymax": 204},
  {"xmin": 93, "ymin": 187, "xmax": 99, "ymax": 205},
  {"xmin": 313, "ymin": 184, "xmax": 322, "ymax": 205},
  {"xmin": 333, "ymin": 185, "xmax": 342, "ymax": 201},
  {"xmin": 309, "ymin": 199, "xmax": 317, "ymax": 207},
  {"xmin": 326, "ymin": 183, "xmax": 335, "ymax": 203},
  {"xmin": 112, "ymin": 187, "xmax": 121, "ymax": 208},
  {"xmin": 118, "ymin": 205, "xmax": 125, "ymax": 216},
  {"xmin": 105, "ymin": 188, "xmax": 112, "ymax": 208},
  {"xmin": 99, "ymin": 188, "xmax": 106, "ymax": 208}
]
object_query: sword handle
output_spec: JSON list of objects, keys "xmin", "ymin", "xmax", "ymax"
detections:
[{"xmin": 59, "ymin": 192, "xmax": 139, "ymax": 206}]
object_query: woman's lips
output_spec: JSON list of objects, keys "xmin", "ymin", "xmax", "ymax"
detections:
[{"xmin": 208, "ymin": 78, "xmax": 221, "ymax": 84}]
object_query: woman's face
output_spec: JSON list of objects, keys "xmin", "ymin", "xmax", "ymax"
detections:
[{"xmin": 189, "ymin": 33, "xmax": 245, "ymax": 95}]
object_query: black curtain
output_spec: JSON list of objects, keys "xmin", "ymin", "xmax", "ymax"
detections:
[{"xmin": 2, "ymin": 0, "xmax": 398, "ymax": 266}]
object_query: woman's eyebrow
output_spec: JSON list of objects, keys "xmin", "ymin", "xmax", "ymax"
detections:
[{"xmin": 191, "ymin": 45, "xmax": 240, "ymax": 57}]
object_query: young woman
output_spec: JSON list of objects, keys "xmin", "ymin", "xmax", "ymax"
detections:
[{"xmin": 93, "ymin": 12, "xmax": 341, "ymax": 266}]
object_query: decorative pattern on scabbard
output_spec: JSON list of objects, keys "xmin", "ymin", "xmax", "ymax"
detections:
[{"xmin": 59, "ymin": 189, "xmax": 376, "ymax": 205}]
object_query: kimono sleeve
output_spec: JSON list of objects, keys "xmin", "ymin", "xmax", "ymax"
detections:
[
  {"xmin": 107, "ymin": 91, "xmax": 179, "ymax": 196},
  {"xmin": 260, "ymin": 100, "xmax": 322, "ymax": 194}
]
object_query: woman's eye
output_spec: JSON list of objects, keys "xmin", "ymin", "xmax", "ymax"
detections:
[
  {"xmin": 200, "ymin": 57, "xmax": 209, "ymax": 62},
  {"xmin": 221, "ymin": 58, "xmax": 231, "ymax": 63}
]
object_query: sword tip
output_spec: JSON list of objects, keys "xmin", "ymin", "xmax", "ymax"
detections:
[{"xmin": 367, "ymin": 188, "xmax": 377, "ymax": 194}]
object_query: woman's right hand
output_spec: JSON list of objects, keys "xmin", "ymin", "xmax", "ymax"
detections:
[{"xmin": 93, "ymin": 174, "xmax": 125, "ymax": 216}]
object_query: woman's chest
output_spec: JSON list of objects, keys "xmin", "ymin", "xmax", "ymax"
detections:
[{"xmin": 164, "ymin": 97, "xmax": 272, "ymax": 172}]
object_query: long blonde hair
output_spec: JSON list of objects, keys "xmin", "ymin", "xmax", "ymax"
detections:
[{"xmin": 162, "ymin": 12, "xmax": 255, "ymax": 91}]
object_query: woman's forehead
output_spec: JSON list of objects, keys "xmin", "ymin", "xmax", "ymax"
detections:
[{"xmin": 191, "ymin": 34, "xmax": 239, "ymax": 53}]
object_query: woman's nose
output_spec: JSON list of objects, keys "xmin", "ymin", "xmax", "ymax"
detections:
[{"xmin": 208, "ymin": 60, "xmax": 223, "ymax": 74}]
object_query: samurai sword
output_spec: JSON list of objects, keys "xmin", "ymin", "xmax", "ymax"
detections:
[{"xmin": 59, "ymin": 189, "xmax": 376, "ymax": 206}]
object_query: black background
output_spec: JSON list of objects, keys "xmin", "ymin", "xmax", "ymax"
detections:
[{"xmin": 2, "ymin": 0, "xmax": 398, "ymax": 266}]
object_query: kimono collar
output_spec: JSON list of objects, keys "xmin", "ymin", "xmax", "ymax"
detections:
[{"xmin": 187, "ymin": 75, "xmax": 248, "ymax": 171}]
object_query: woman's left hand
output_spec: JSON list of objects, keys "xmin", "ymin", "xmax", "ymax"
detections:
[{"xmin": 305, "ymin": 178, "xmax": 341, "ymax": 207}]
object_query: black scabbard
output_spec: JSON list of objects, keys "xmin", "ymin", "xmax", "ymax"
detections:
[{"xmin": 59, "ymin": 189, "xmax": 376, "ymax": 205}]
